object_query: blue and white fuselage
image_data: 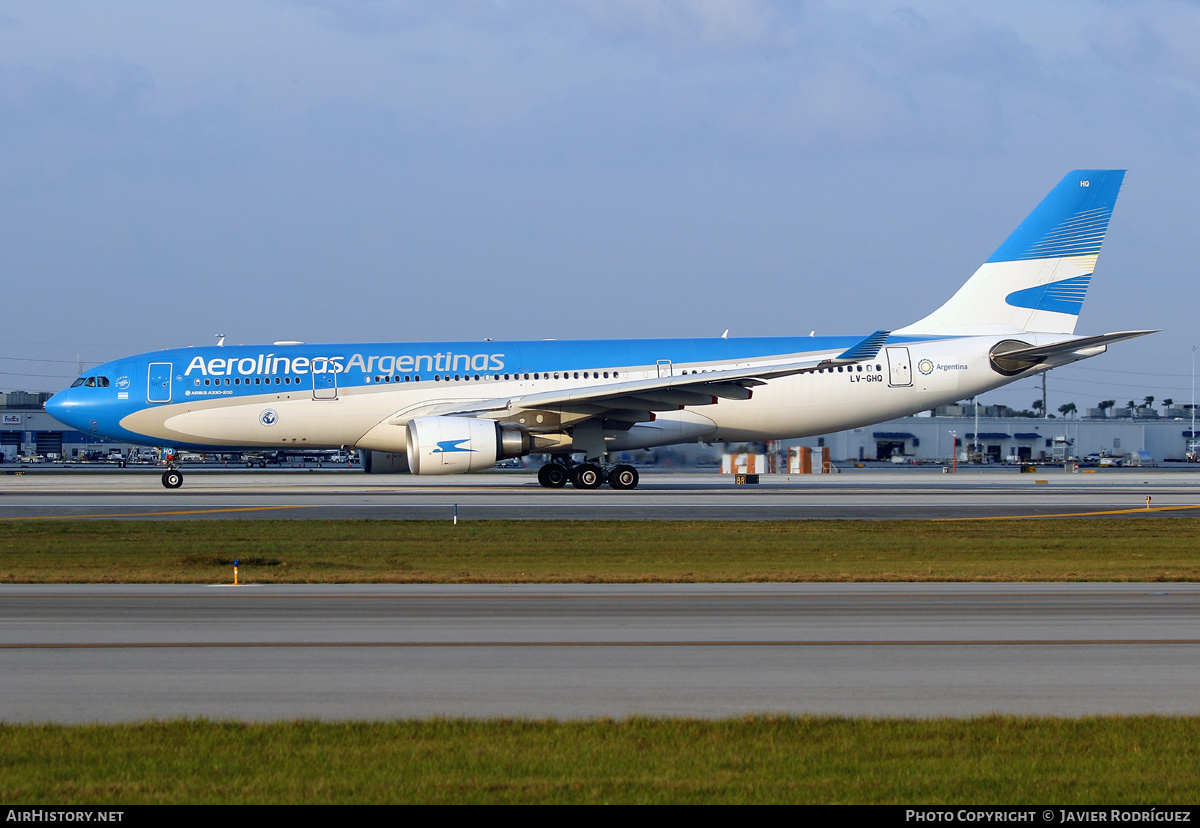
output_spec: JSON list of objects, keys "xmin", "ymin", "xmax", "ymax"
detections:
[
  {"xmin": 46, "ymin": 333, "xmax": 1067, "ymax": 449},
  {"xmin": 46, "ymin": 170, "xmax": 1154, "ymax": 489}
]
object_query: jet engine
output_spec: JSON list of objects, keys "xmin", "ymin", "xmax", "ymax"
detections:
[{"xmin": 406, "ymin": 416, "xmax": 530, "ymax": 475}]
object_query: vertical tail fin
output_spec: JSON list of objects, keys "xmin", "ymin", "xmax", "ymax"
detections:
[{"xmin": 896, "ymin": 170, "xmax": 1125, "ymax": 336}]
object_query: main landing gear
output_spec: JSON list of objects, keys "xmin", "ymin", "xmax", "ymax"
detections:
[{"xmin": 537, "ymin": 461, "xmax": 639, "ymax": 490}]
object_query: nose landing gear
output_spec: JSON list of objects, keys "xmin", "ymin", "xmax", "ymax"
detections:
[{"xmin": 161, "ymin": 453, "xmax": 184, "ymax": 489}]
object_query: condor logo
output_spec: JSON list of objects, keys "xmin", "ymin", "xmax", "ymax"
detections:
[{"xmin": 433, "ymin": 439, "xmax": 473, "ymax": 454}]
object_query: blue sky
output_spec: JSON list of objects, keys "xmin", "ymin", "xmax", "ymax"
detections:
[{"xmin": 2, "ymin": 0, "xmax": 1198, "ymax": 414}]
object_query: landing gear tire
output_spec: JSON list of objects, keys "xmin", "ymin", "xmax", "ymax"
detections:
[
  {"xmin": 162, "ymin": 470, "xmax": 183, "ymax": 489},
  {"xmin": 570, "ymin": 463, "xmax": 603, "ymax": 490},
  {"xmin": 259, "ymin": 460, "xmax": 267, "ymax": 468},
  {"xmin": 538, "ymin": 463, "xmax": 569, "ymax": 489},
  {"xmin": 608, "ymin": 464, "xmax": 639, "ymax": 490}
]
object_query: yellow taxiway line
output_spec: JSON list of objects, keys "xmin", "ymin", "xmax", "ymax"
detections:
[{"xmin": 934, "ymin": 504, "xmax": 1200, "ymax": 521}]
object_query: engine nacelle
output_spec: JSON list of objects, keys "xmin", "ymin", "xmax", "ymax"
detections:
[{"xmin": 406, "ymin": 416, "xmax": 529, "ymax": 475}]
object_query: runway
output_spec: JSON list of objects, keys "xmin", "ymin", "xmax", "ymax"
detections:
[
  {"xmin": 5, "ymin": 471, "xmax": 1196, "ymax": 723},
  {"xmin": 2, "ymin": 467, "xmax": 1200, "ymax": 520},
  {"xmin": 3, "ymin": 583, "xmax": 1199, "ymax": 722}
]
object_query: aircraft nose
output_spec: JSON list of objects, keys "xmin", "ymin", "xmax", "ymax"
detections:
[
  {"xmin": 44, "ymin": 392, "xmax": 65, "ymax": 419},
  {"xmin": 44, "ymin": 390, "xmax": 81, "ymax": 428}
]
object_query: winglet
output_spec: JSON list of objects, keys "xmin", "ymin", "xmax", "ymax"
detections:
[{"xmin": 834, "ymin": 330, "xmax": 889, "ymax": 362}]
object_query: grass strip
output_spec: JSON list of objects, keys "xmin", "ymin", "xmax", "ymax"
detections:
[
  {"xmin": 3, "ymin": 716, "xmax": 1199, "ymax": 804},
  {"xmin": 1, "ymin": 518, "xmax": 1199, "ymax": 583}
]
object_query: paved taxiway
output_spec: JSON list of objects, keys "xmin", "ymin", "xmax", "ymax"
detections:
[
  {"xmin": 3, "ymin": 583, "xmax": 1199, "ymax": 722},
  {"xmin": 2, "ymin": 467, "xmax": 1200, "ymax": 520}
]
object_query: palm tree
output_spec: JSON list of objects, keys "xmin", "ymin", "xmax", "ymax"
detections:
[
  {"xmin": 1144, "ymin": 395, "xmax": 1156, "ymax": 410},
  {"xmin": 1099, "ymin": 400, "xmax": 1116, "ymax": 417},
  {"xmin": 1032, "ymin": 400, "xmax": 1044, "ymax": 415},
  {"xmin": 1058, "ymin": 402, "xmax": 1077, "ymax": 419}
]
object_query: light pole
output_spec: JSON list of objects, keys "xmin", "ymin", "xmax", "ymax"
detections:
[{"xmin": 949, "ymin": 430, "xmax": 957, "ymax": 473}]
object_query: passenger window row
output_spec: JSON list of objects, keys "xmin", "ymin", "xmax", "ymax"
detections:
[
  {"xmin": 198, "ymin": 377, "xmax": 301, "ymax": 386},
  {"xmin": 814, "ymin": 364, "xmax": 882, "ymax": 374},
  {"xmin": 75, "ymin": 362, "xmax": 883, "ymax": 391}
]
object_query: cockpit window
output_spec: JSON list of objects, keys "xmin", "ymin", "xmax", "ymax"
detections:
[
  {"xmin": 70, "ymin": 378, "xmax": 86, "ymax": 388},
  {"xmin": 84, "ymin": 377, "xmax": 96, "ymax": 387},
  {"xmin": 96, "ymin": 377, "xmax": 109, "ymax": 387}
]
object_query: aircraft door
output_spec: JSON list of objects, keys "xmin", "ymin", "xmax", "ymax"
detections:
[
  {"xmin": 147, "ymin": 363, "xmax": 172, "ymax": 403},
  {"xmin": 886, "ymin": 347, "xmax": 913, "ymax": 387},
  {"xmin": 657, "ymin": 360, "xmax": 673, "ymax": 378},
  {"xmin": 312, "ymin": 366, "xmax": 338, "ymax": 400}
]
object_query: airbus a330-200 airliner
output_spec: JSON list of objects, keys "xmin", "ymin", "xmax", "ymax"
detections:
[{"xmin": 48, "ymin": 170, "xmax": 1153, "ymax": 490}]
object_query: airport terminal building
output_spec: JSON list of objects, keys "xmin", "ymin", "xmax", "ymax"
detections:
[{"xmin": 803, "ymin": 406, "xmax": 1197, "ymax": 465}]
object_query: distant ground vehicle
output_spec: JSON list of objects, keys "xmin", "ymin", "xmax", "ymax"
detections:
[{"xmin": 241, "ymin": 452, "xmax": 280, "ymax": 468}]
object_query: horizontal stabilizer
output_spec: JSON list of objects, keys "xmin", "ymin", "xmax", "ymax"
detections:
[{"xmin": 999, "ymin": 330, "xmax": 1157, "ymax": 362}]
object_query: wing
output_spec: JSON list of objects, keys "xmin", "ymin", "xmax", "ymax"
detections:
[{"xmin": 415, "ymin": 330, "xmax": 891, "ymax": 428}]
